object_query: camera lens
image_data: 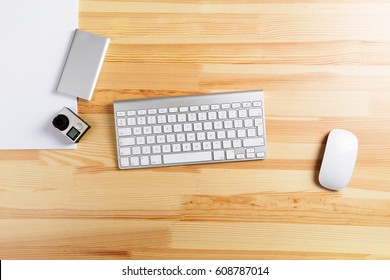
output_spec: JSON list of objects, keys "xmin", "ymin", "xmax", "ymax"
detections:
[{"xmin": 52, "ymin": 114, "xmax": 69, "ymax": 131}]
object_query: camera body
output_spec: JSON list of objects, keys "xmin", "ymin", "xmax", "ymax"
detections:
[{"xmin": 52, "ymin": 107, "xmax": 90, "ymax": 143}]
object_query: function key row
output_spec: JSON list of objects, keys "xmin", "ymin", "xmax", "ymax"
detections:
[
  {"xmin": 116, "ymin": 101, "xmax": 262, "ymax": 117},
  {"xmin": 117, "ymin": 109, "xmax": 263, "ymax": 127}
]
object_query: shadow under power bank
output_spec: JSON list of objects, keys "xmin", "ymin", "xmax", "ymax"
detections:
[{"xmin": 57, "ymin": 29, "xmax": 110, "ymax": 101}]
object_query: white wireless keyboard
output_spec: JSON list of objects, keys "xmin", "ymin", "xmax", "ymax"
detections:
[{"xmin": 113, "ymin": 90, "xmax": 267, "ymax": 169}]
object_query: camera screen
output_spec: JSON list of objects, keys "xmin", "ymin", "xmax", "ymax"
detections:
[{"xmin": 67, "ymin": 127, "xmax": 81, "ymax": 141}]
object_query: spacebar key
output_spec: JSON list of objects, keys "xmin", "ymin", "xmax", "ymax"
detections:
[{"xmin": 163, "ymin": 151, "xmax": 212, "ymax": 164}]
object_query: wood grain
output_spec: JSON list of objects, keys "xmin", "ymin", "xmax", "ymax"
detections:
[{"xmin": 1, "ymin": 0, "xmax": 390, "ymax": 259}]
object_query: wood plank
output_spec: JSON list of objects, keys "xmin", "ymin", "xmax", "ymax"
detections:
[{"xmin": 171, "ymin": 222, "xmax": 390, "ymax": 255}]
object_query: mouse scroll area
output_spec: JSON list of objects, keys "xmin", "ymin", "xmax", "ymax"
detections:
[{"xmin": 319, "ymin": 129, "xmax": 358, "ymax": 191}]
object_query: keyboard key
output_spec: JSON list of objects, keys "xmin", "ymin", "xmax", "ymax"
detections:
[
  {"xmin": 177, "ymin": 114, "xmax": 187, "ymax": 122},
  {"xmin": 120, "ymin": 147, "xmax": 131, "ymax": 156},
  {"xmin": 169, "ymin": 107, "xmax": 178, "ymax": 113},
  {"xmin": 147, "ymin": 116, "xmax": 157, "ymax": 124},
  {"xmin": 172, "ymin": 144, "xmax": 181, "ymax": 152},
  {"xmin": 148, "ymin": 108, "xmax": 157, "ymax": 114},
  {"xmin": 146, "ymin": 135, "xmax": 156, "ymax": 144},
  {"xmin": 243, "ymin": 137, "xmax": 265, "ymax": 147},
  {"xmin": 133, "ymin": 127, "xmax": 142, "ymax": 135},
  {"xmin": 152, "ymin": 145, "xmax": 161, "ymax": 154},
  {"xmin": 136, "ymin": 136, "xmax": 145, "ymax": 145},
  {"xmin": 232, "ymin": 102, "xmax": 240, "ymax": 108},
  {"xmin": 119, "ymin": 137, "xmax": 135, "ymax": 146},
  {"xmin": 141, "ymin": 156, "xmax": 150, "ymax": 166},
  {"xmin": 190, "ymin": 106, "xmax": 199, "ymax": 112},
  {"xmin": 227, "ymin": 130, "xmax": 236, "ymax": 138},
  {"xmin": 208, "ymin": 111, "xmax": 217, "ymax": 120},
  {"xmin": 158, "ymin": 115, "xmax": 167, "ymax": 124},
  {"xmin": 138, "ymin": 109, "xmax": 147, "ymax": 115},
  {"xmin": 217, "ymin": 131, "xmax": 226, "ymax": 139},
  {"xmin": 153, "ymin": 125, "xmax": 162, "ymax": 134},
  {"xmin": 197, "ymin": 132, "xmax": 206, "ymax": 141},
  {"xmin": 182, "ymin": 143, "xmax": 191, "ymax": 151},
  {"xmin": 253, "ymin": 101, "xmax": 262, "ymax": 107},
  {"xmin": 177, "ymin": 133, "xmax": 186, "ymax": 142},
  {"xmin": 118, "ymin": 128, "xmax": 132, "ymax": 136},
  {"xmin": 204, "ymin": 122, "xmax": 212, "ymax": 130},
  {"xmin": 143, "ymin": 126, "xmax": 152, "ymax": 135},
  {"xmin": 212, "ymin": 141, "xmax": 221, "ymax": 149},
  {"xmin": 242, "ymin": 102, "xmax": 251, "ymax": 108},
  {"xmin": 158, "ymin": 108, "xmax": 168, "ymax": 114},
  {"xmin": 233, "ymin": 139, "xmax": 242, "ymax": 148},
  {"xmin": 244, "ymin": 119, "xmax": 253, "ymax": 127},
  {"xmin": 150, "ymin": 155, "xmax": 162, "ymax": 165},
  {"xmin": 130, "ymin": 157, "xmax": 140, "ymax": 166},
  {"xmin": 226, "ymin": 150, "xmax": 235, "ymax": 159},
  {"xmin": 163, "ymin": 125, "xmax": 172, "ymax": 133},
  {"xmin": 179, "ymin": 106, "xmax": 188, "ymax": 112},
  {"xmin": 194, "ymin": 123, "xmax": 202, "ymax": 131},
  {"xmin": 162, "ymin": 144, "xmax": 171, "ymax": 153},
  {"xmin": 200, "ymin": 105, "xmax": 209, "ymax": 111},
  {"xmin": 167, "ymin": 114, "xmax": 177, "ymax": 123},
  {"xmin": 218, "ymin": 111, "xmax": 227, "ymax": 119},
  {"xmin": 257, "ymin": 124, "xmax": 264, "ymax": 136},
  {"xmin": 120, "ymin": 157, "xmax": 130, "ymax": 167},
  {"xmin": 193, "ymin": 142, "xmax": 201, "ymax": 151},
  {"xmin": 117, "ymin": 111, "xmax": 125, "ymax": 117},
  {"xmin": 183, "ymin": 123, "xmax": 192, "ymax": 131},
  {"xmin": 213, "ymin": 150, "xmax": 225, "ymax": 160},
  {"xmin": 198, "ymin": 112, "xmax": 207, "ymax": 121},
  {"xmin": 188, "ymin": 113, "xmax": 197, "ymax": 121},
  {"xmin": 248, "ymin": 128, "xmax": 256, "ymax": 137},
  {"xmin": 141, "ymin": 146, "xmax": 151, "ymax": 154},
  {"xmin": 127, "ymin": 110, "xmax": 136, "ymax": 116},
  {"xmin": 157, "ymin": 135, "xmax": 166, "ymax": 143},
  {"xmin": 214, "ymin": 121, "xmax": 223, "ymax": 130},
  {"xmin": 211, "ymin": 104, "xmax": 220, "ymax": 110},
  {"xmin": 137, "ymin": 116, "xmax": 146, "ymax": 125},
  {"xmin": 207, "ymin": 131, "xmax": 216, "ymax": 140},
  {"xmin": 187, "ymin": 133, "xmax": 196, "ymax": 141},
  {"xmin": 224, "ymin": 120, "xmax": 233, "ymax": 129},
  {"xmin": 164, "ymin": 151, "xmax": 212, "ymax": 164},
  {"xmin": 254, "ymin": 118, "xmax": 263, "ymax": 126},
  {"xmin": 132, "ymin": 147, "xmax": 141, "ymax": 155},
  {"xmin": 167, "ymin": 134, "xmax": 176, "ymax": 143},
  {"xmin": 223, "ymin": 140, "xmax": 232, "ymax": 148},
  {"xmin": 238, "ymin": 110, "xmax": 247, "ymax": 118},
  {"xmin": 221, "ymin": 103, "xmax": 230, "ymax": 109},
  {"xmin": 249, "ymin": 108, "xmax": 262, "ymax": 117},
  {"xmin": 237, "ymin": 129, "xmax": 246, "ymax": 138},
  {"xmin": 117, "ymin": 118, "xmax": 126, "ymax": 127},
  {"xmin": 256, "ymin": 152, "xmax": 266, "ymax": 158},
  {"xmin": 203, "ymin": 141, "xmax": 212, "ymax": 150},
  {"xmin": 173, "ymin": 124, "xmax": 183, "ymax": 132},
  {"xmin": 228, "ymin": 110, "xmax": 237, "ymax": 118},
  {"xmin": 234, "ymin": 119, "xmax": 243, "ymax": 128},
  {"xmin": 127, "ymin": 117, "xmax": 136, "ymax": 126}
]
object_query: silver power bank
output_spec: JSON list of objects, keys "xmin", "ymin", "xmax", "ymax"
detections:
[{"xmin": 57, "ymin": 29, "xmax": 110, "ymax": 101}]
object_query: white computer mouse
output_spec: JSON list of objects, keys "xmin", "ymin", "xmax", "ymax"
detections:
[{"xmin": 319, "ymin": 129, "xmax": 358, "ymax": 190}]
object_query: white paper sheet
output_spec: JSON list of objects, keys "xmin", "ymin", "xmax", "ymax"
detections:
[{"xmin": 0, "ymin": 0, "xmax": 78, "ymax": 149}]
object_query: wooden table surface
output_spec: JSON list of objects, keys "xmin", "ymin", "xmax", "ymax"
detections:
[{"xmin": 1, "ymin": 0, "xmax": 390, "ymax": 260}]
